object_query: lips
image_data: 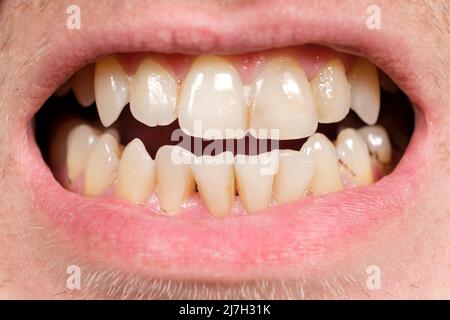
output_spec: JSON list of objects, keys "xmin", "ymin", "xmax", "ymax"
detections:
[{"xmin": 13, "ymin": 0, "xmax": 435, "ymax": 283}]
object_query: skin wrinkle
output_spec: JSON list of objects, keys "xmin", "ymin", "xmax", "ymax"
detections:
[{"xmin": 0, "ymin": 0, "xmax": 449, "ymax": 299}]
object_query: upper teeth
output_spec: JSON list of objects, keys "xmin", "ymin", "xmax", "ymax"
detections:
[
  {"xmin": 62, "ymin": 54, "xmax": 382, "ymax": 139},
  {"xmin": 178, "ymin": 55, "xmax": 248, "ymax": 140},
  {"xmin": 130, "ymin": 59, "xmax": 178, "ymax": 127},
  {"xmin": 249, "ymin": 57, "xmax": 318, "ymax": 139},
  {"xmin": 348, "ymin": 58, "xmax": 381, "ymax": 125},
  {"xmin": 94, "ymin": 56, "xmax": 130, "ymax": 127}
]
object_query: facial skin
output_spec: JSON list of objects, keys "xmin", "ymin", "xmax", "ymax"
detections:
[{"xmin": 0, "ymin": 0, "xmax": 449, "ymax": 299}]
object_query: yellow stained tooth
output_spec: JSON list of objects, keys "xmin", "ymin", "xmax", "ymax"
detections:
[
  {"xmin": 116, "ymin": 138, "xmax": 155, "ymax": 203},
  {"xmin": 348, "ymin": 58, "xmax": 380, "ymax": 125},
  {"xmin": 94, "ymin": 56, "xmax": 130, "ymax": 127},
  {"xmin": 336, "ymin": 128, "xmax": 374, "ymax": 186},
  {"xmin": 191, "ymin": 152, "xmax": 235, "ymax": 218},
  {"xmin": 83, "ymin": 133, "xmax": 120, "ymax": 196},
  {"xmin": 357, "ymin": 125, "xmax": 392, "ymax": 164},
  {"xmin": 73, "ymin": 64, "xmax": 95, "ymax": 107},
  {"xmin": 311, "ymin": 59, "xmax": 351, "ymax": 123},
  {"xmin": 234, "ymin": 151, "xmax": 279, "ymax": 214},
  {"xmin": 66, "ymin": 124, "xmax": 99, "ymax": 183},
  {"xmin": 301, "ymin": 133, "xmax": 343, "ymax": 194},
  {"xmin": 130, "ymin": 59, "xmax": 178, "ymax": 127},
  {"xmin": 178, "ymin": 55, "xmax": 247, "ymax": 140},
  {"xmin": 155, "ymin": 146, "xmax": 195, "ymax": 214},
  {"xmin": 273, "ymin": 149, "xmax": 314, "ymax": 205},
  {"xmin": 250, "ymin": 56, "xmax": 318, "ymax": 139}
]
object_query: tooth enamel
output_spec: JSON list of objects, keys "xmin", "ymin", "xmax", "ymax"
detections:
[
  {"xmin": 83, "ymin": 133, "xmax": 120, "ymax": 196},
  {"xmin": 155, "ymin": 145, "xmax": 195, "ymax": 214},
  {"xmin": 234, "ymin": 152, "xmax": 279, "ymax": 213},
  {"xmin": 249, "ymin": 56, "xmax": 318, "ymax": 139},
  {"xmin": 178, "ymin": 55, "xmax": 247, "ymax": 139},
  {"xmin": 66, "ymin": 124, "xmax": 99, "ymax": 183},
  {"xmin": 116, "ymin": 138, "xmax": 155, "ymax": 203},
  {"xmin": 357, "ymin": 125, "xmax": 392, "ymax": 164},
  {"xmin": 311, "ymin": 59, "xmax": 351, "ymax": 123},
  {"xmin": 191, "ymin": 152, "xmax": 235, "ymax": 218},
  {"xmin": 94, "ymin": 56, "xmax": 130, "ymax": 127},
  {"xmin": 73, "ymin": 64, "xmax": 95, "ymax": 107},
  {"xmin": 301, "ymin": 133, "xmax": 343, "ymax": 194},
  {"xmin": 273, "ymin": 150, "xmax": 314, "ymax": 204},
  {"xmin": 336, "ymin": 128, "xmax": 374, "ymax": 186},
  {"xmin": 130, "ymin": 59, "xmax": 178, "ymax": 127},
  {"xmin": 348, "ymin": 58, "xmax": 380, "ymax": 125}
]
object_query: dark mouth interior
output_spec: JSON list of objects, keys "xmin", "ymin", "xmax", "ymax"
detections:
[{"xmin": 35, "ymin": 70, "xmax": 414, "ymax": 171}]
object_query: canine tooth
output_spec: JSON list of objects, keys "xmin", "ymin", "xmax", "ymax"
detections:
[
  {"xmin": 273, "ymin": 150, "xmax": 314, "ymax": 204},
  {"xmin": 311, "ymin": 59, "xmax": 351, "ymax": 123},
  {"xmin": 116, "ymin": 139, "xmax": 155, "ymax": 203},
  {"xmin": 234, "ymin": 152, "xmax": 279, "ymax": 213},
  {"xmin": 95, "ymin": 56, "xmax": 130, "ymax": 127},
  {"xmin": 178, "ymin": 56, "xmax": 247, "ymax": 139},
  {"xmin": 73, "ymin": 64, "xmax": 95, "ymax": 107},
  {"xmin": 348, "ymin": 58, "xmax": 380, "ymax": 125},
  {"xmin": 130, "ymin": 59, "xmax": 178, "ymax": 127},
  {"xmin": 83, "ymin": 133, "xmax": 120, "ymax": 196},
  {"xmin": 336, "ymin": 128, "xmax": 374, "ymax": 186},
  {"xmin": 357, "ymin": 125, "xmax": 392, "ymax": 163},
  {"xmin": 191, "ymin": 152, "xmax": 235, "ymax": 218},
  {"xmin": 66, "ymin": 124, "xmax": 99, "ymax": 183},
  {"xmin": 301, "ymin": 133, "xmax": 343, "ymax": 194},
  {"xmin": 155, "ymin": 146, "xmax": 195, "ymax": 214},
  {"xmin": 250, "ymin": 57, "xmax": 318, "ymax": 139}
]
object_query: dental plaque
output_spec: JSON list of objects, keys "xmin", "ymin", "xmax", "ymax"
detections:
[{"xmin": 37, "ymin": 46, "xmax": 413, "ymax": 218}]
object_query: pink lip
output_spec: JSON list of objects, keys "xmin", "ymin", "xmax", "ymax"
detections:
[{"xmin": 15, "ymin": 1, "xmax": 435, "ymax": 281}]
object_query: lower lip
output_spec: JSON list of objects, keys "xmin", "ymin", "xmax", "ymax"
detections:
[{"xmin": 21, "ymin": 111, "xmax": 425, "ymax": 281}]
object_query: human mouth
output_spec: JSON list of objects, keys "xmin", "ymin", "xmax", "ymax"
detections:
[{"xmin": 19, "ymin": 1, "xmax": 426, "ymax": 284}]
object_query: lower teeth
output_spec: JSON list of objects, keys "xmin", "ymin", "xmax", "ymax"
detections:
[{"xmin": 46, "ymin": 118, "xmax": 394, "ymax": 218}]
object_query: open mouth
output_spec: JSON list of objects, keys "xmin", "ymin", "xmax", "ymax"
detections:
[
  {"xmin": 37, "ymin": 47, "xmax": 413, "ymax": 218},
  {"xmin": 13, "ymin": 1, "xmax": 436, "ymax": 297}
]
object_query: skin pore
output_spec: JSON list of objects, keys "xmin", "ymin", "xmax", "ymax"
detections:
[{"xmin": 0, "ymin": 0, "xmax": 449, "ymax": 299}]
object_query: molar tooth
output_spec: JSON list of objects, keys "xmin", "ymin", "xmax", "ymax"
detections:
[
  {"xmin": 301, "ymin": 133, "xmax": 343, "ymax": 194},
  {"xmin": 250, "ymin": 57, "xmax": 318, "ymax": 139},
  {"xmin": 83, "ymin": 133, "xmax": 120, "ymax": 196},
  {"xmin": 191, "ymin": 152, "xmax": 235, "ymax": 218},
  {"xmin": 348, "ymin": 58, "xmax": 380, "ymax": 125},
  {"xmin": 116, "ymin": 138, "xmax": 155, "ymax": 203},
  {"xmin": 66, "ymin": 124, "xmax": 99, "ymax": 183},
  {"xmin": 155, "ymin": 146, "xmax": 195, "ymax": 214},
  {"xmin": 357, "ymin": 125, "xmax": 392, "ymax": 164},
  {"xmin": 311, "ymin": 59, "xmax": 351, "ymax": 123},
  {"xmin": 273, "ymin": 150, "xmax": 314, "ymax": 205},
  {"xmin": 336, "ymin": 128, "xmax": 374, "ymax": 186},
  {"xmin": 234, "ymin": 152, "xmax": 279, "ymax": 214},
  {"xmin": 178, "ymin": 55, "xmax": 247, "ymax": 139},
  {"xmin": 94, "ymin": 56, "xmax": 130, "ymax": 127},
  {"xmin": 130, "ymin": 59, "xmax": 178, "ymax": 127},
  {"xmin": 73, "ymin": 64, "xmax": 95, "ymax": 107}
]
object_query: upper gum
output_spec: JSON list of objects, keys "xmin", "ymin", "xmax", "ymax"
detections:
[{"xmin": 113, "ymin": 45, "xmax": 357, "ymax": 84}]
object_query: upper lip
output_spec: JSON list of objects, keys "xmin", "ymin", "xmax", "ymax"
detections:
[{"xmin": 18, "ymin": 0, "xmax": 433, "ymax": 282}]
